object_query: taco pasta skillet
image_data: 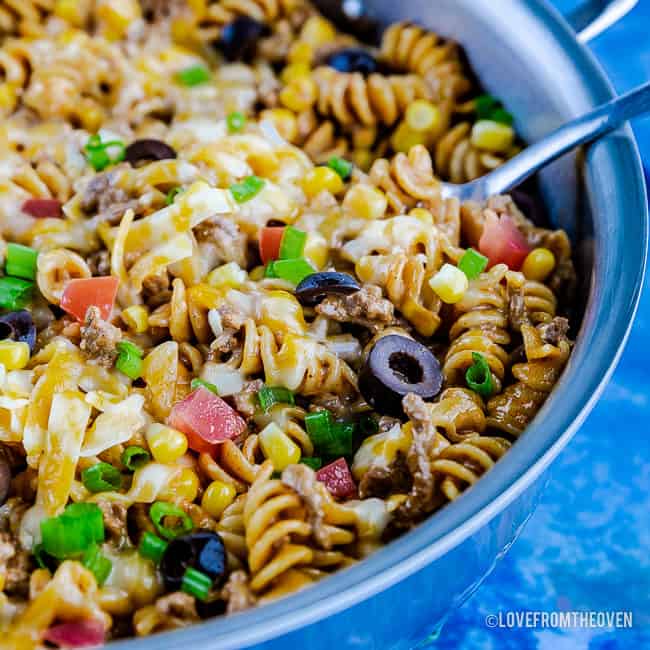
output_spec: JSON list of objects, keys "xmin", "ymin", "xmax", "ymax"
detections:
[{"xmin": 0, "ymin": 1, "xmax": 576, "ymax": 647}]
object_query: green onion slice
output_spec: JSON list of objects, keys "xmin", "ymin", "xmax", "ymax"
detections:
[
  {"xmin": 40, "ymin": 503, "xmax": 105, "ymax": 559},
  {"xmin": 166, "ymin": 187, "xmax": 183, "ymax": 205},
  {"xmin": 150, "ymin": 501, "xmax": 193, "ymax": 540},
  {"xmin": 84, "ymin": 134, "xmax": 126, "ymax": 172},
  {"xmin": 191, "ymin": 378, "xmax": 219, "ymax": 394},
  {"xmin": 327, "ymin": 156, "xmax": 353, "ymax": 181},
  {"xmin": 490, "ymin": 107, "xmax": 514, "ymax": 125},
  {"xmin": 474, "ymin": 94, "xmax": 513, "ymax": 125},
  {"xmin": 138, "ymin": 531, "xmax": 168, "ymax": 564},
  {"xmin": 121, "ymin": 446, "xmax": 150, "ymax": 472},
  {"xmin": 270, "ymin": 258, "xmax": 315, "ymax": 285},
  {"xmin": 257, "ymin": 386, "xmax": 295, "ymax": 411},
  {"xmin": 227, "ymin": 111, "xmax": 246, "ymax": 133},
  {"xmin": 300, "ymin": 457, "xmax": 322, "ymax": 471},
  {"xmin": 176, "ymin": 65, "xmax": 211, "ymax": 86},
  {"xmin": 458, "ymin": 248, "xmax": 488, "ymax": 280},
  {"xmin": 181, "ymin": 567, "xmax": 213, "ymax": 601},
  {"xmin": 230, "ymin": 176, "xmax": 265, "ymax": 203},
  {"xmin": 82, "ymin": 462, "xmax": 122, "ymax": 493},
  {"xmin": 264, "ymin": 261, "xmax": 277, "ymax": 278},
  {"xmin": 305, "ymin": 410, "xmax": 353, "ymax": 457},
  {"xmin": 82, "ymin": 544, "xmax": 112, "ymax": 586},
  {"xmin": 0, "ymin": 277, "xmax": 33, "ymax": 310},
  {"xmin": 465, "ymin": 352, "xmax": 493, "ymax": 398},
  {"xmin": 6, "ymin": 243, "xmax": 38, "ymax": 281},
  {"xmin": 278, "ymin": 226, "xmax": 307, "ymax": 260},
  {"xmin": 115, "ymin": 340, "xmax": 143, "ymax": 380}
]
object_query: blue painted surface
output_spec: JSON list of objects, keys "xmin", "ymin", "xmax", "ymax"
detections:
[{"xmin": 433, "ymin": 2, "xmax": 650, "ymax": 648}]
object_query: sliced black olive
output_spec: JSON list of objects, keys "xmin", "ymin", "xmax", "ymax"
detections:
[
  {"xmin": 310, "ymin": 0, "xmax": 383, "ymax": 45},
  {"xmin": 295, "ymin": 272, "xmax": 360, "ymax": 307},
  {"xmin": 325, "ymin": 48, "xmax": 380, "ymax": 76},
  {"xmin": 216, "ymin": 17, "xmax": 269, "ymax": 62},
  {"xmin": 196, "ymin": 594, "xmax": 227, "ymax": 619},
  {"xmin": 0, "ymin": 310, "xmax": 36, "ymax": 352},
  {"xmin": 160, "ymin": 531, "xmax": 227, "ymax": 592},
  {"xmin": 358, "ymin": 335, "xmax": 442, "ymax": 417},
  {"xmin": 124, "ymin": 139, "xmax": 177, "ymax": 167}
]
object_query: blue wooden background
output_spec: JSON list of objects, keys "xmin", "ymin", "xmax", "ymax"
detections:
[{"xmin": 432, "ymin": 1, "xmax": 650, "ymax": 648}]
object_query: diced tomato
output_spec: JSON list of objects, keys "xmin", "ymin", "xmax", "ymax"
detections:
[
  {"xmin": 316, "ymin": 458, "xmax": 357, "ymax": 499},
  {"xmin": 60, "ymin": 276, "xmax": 119, "ymax": 322},
  {"xmin": 478, "ymin": 211, "xmax": 530, "ymax": 271},
  {"xmin": 22, "ymin": 198, "xmax": 63, "ymax": 219},
  {"xmin": 43, "ymin": 619, "xmax": 106, "ymax": 648},
  {"xmin": 168, "ymin": 387, "xmax": 247, "ymax": 455},
  {"xmin": 259, "ymin": 226, "xmax": 285, "ymax": 264}
]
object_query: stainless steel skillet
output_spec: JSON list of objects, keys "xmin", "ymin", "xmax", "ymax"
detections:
[{"xmin": 111, "ymin": 2, "xmax": 647, "ymax": 648}]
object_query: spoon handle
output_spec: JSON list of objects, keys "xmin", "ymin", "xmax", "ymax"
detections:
[{"xmin": 483, "ymin": 80, "xmax": 650, "ymax": 196}]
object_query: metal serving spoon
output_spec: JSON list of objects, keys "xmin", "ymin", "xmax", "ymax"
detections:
[{"xmin": 441, "ymin": 81, "xmax": 650, "ymax": 201}]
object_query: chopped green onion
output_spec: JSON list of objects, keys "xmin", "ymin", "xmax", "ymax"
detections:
[
  {"xmin": 278, "ymin": 226, "xmax": 307, "ymax": 260},
  {"xmin": 181, "ymin": 567, "xmax": 213, "ymax": 601},
  {"xmin": 82, "ymin": 462, "xmax": 122, "ymax": 493},
  {"xmin": 264, "ymin": 261, "xmax": 277, "ymax": 278},
  {"xmin": 458, "ymin": 248, "xmax": 488, "ymax": 280},
  {"xmin": 230, "ymin": 176, "xmax": 265, "ymax": 203},
  {"xmin": 176, "ymin": 65, "xmax": 211, "ymax": 86},
  {"xmin": 33, "ymin": 543, "xmax": 58, "ymax": 571},
  {"xmin": 490, "ymin": 107, "xmax": 514, "ymax": 126},
  {"xmin": 138, "ymin": 531, "xmax": 168, "ymax": 564},
  {"xmin": 270, "ymin": 258, "xmax": 315, "ymax": 285},
  {"xmin": 166, "ymin": 187, "xmax": 183, "ymax": 205},
  {"xmin": 115, "ymin": 340, "xmax": 143, "ymax": 379},
  {"xmin": 474, "ymin": 94, "xmax": 513, "ymax": 125},
  {"xmin": 327, "ymin": 156, "xmax": 353, "ymax": 181},
  {"xmin": 227, "ymin": 111, "xmax": 246, "ymax": 133},
  {"xmin": 0, "ymin": 277, "xmax": 33, "ymax": 310},
  {"xmin": 81, "ymin": 544, "xmax": 112, "ymax": 586},
  {"xmin": 150, "ymin": 501, "xmax": 193, "ymax": 540},
  {"xmin": 40, "ymin": 503, "xmax": 104, "ymax": 559},
  {"xmin": 121, "ymin": 446, "xmax": 150, "ymax": 471},
  {"xmin": 305, "ymin": 410, "xmax": 353, "ymax": 457},
  {"xmin": 84, "ymin": 134, "xmax": 126, "ymax": 172},
  {"xmin": 6, "ymin": 243, "xmax": 38, "ymax": 280},
  {"xmin": 300, "ymin": 457, "xmax": 322, "ymax": 471},
  {"xmin": 465, "ymin": 352, "xmax": 493, "ymax": 398},
  {"xmin": 257, "ymin": 386, "xmax": 295, "ymax": 411},
  {"xmin": 191, "ymin": 378, "xmax": 219, "ymax": 394}
]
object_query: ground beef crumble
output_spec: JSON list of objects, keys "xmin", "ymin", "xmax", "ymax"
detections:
[
  {"xmin": 316, "ymin": 285, "xmax": 396, "ymax": 332},
  {"xmin": 230, "ymin": 379, "xmax": 264, "ymax": 419},
  {"xmin": 194, "ymin": 217, "xmax": 248, "ymax": 268},
  {"xmin": 80, "ymin": 306, "xmax": 122, "ymax": 367},
  {"xmin": 221, "ymin": 570, "xmax": 256, "ymax": 614}
]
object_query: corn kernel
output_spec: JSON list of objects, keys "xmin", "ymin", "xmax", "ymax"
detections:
[
  {"xmin": 343, "ymin": 184, "xmax": 387, "ymax": 220},
  {"xmin": 54, "ymin": 0, "xmax": 87, "ymax": 26},
  {"xmin": 303, "ymin": 231, "xmax": 329, "ymax": 269},
  {"xmin": 260, "ymin": 108, "xmax": 298, "ymax": 142},
  {"xmin": 259, "ymin": 422, "xmax": 301, "ymax": 471},
  {"xmin": 279, "ymin": 77, "xmax": 317, "ymax": 113},
  {"xmin": 146, "ymin": 423, "xmax": 188, "ymax": 464},
  {"xmin": 470, "ymin": 120, "xmax": 515, "ymax": 153},
  {"xmin": 299, "ymin": 16, "xmax": 336, "ymax": 47},
  {"xmin": 0, "ymin": 342, "xmax": 30, "ymax": 370},
  {"xmin": 390, "ymin": 121, "xmax": 426, "ymax": 154},
  {"xmin": 428, "ymin": 263, "xmax": 469, "ymax": 304},
  {"xmin": 405, "ymin": 100, "xmax": 442, "ymax": 133},
  {"xmin": 281, "ymin": 62, "xmax": 311, "ymax": 84},
  {"xmin": 288, "ymin": 41, "xmax": 314, "ymax": 65},
  {"xmin": 201, "ymin": 480, "xmax": 236, "ymax": 518},
  {"xmin": 521, "ymin": 247, "xmax": 556, "ymax": 282},
  {"xmin": 302, "ymin": 167, "xmax": 344, "ymax": 198},
  {"xmin": 162, "ymin": 467, "xmax": 200, "ymax": 502},
  {"xmin": 121, "ymin": 305, "xmax": 149, "ymax": 334},
  {"xmin": 97, "ymin": 0, "xmax": 141, "ymax": 40},
  {"xmin": 207, "ymin": 262, "xmax": 247, "ymax": 289}
]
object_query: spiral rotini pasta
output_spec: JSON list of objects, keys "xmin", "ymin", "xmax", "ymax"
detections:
[{"xmin": 0, "ymin": 2, "xmax": 577, "ymax": 644}]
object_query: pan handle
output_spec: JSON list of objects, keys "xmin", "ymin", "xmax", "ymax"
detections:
[{"xmin": 564, "ymin": 0, "xmax": 638, "ymax": 43}]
